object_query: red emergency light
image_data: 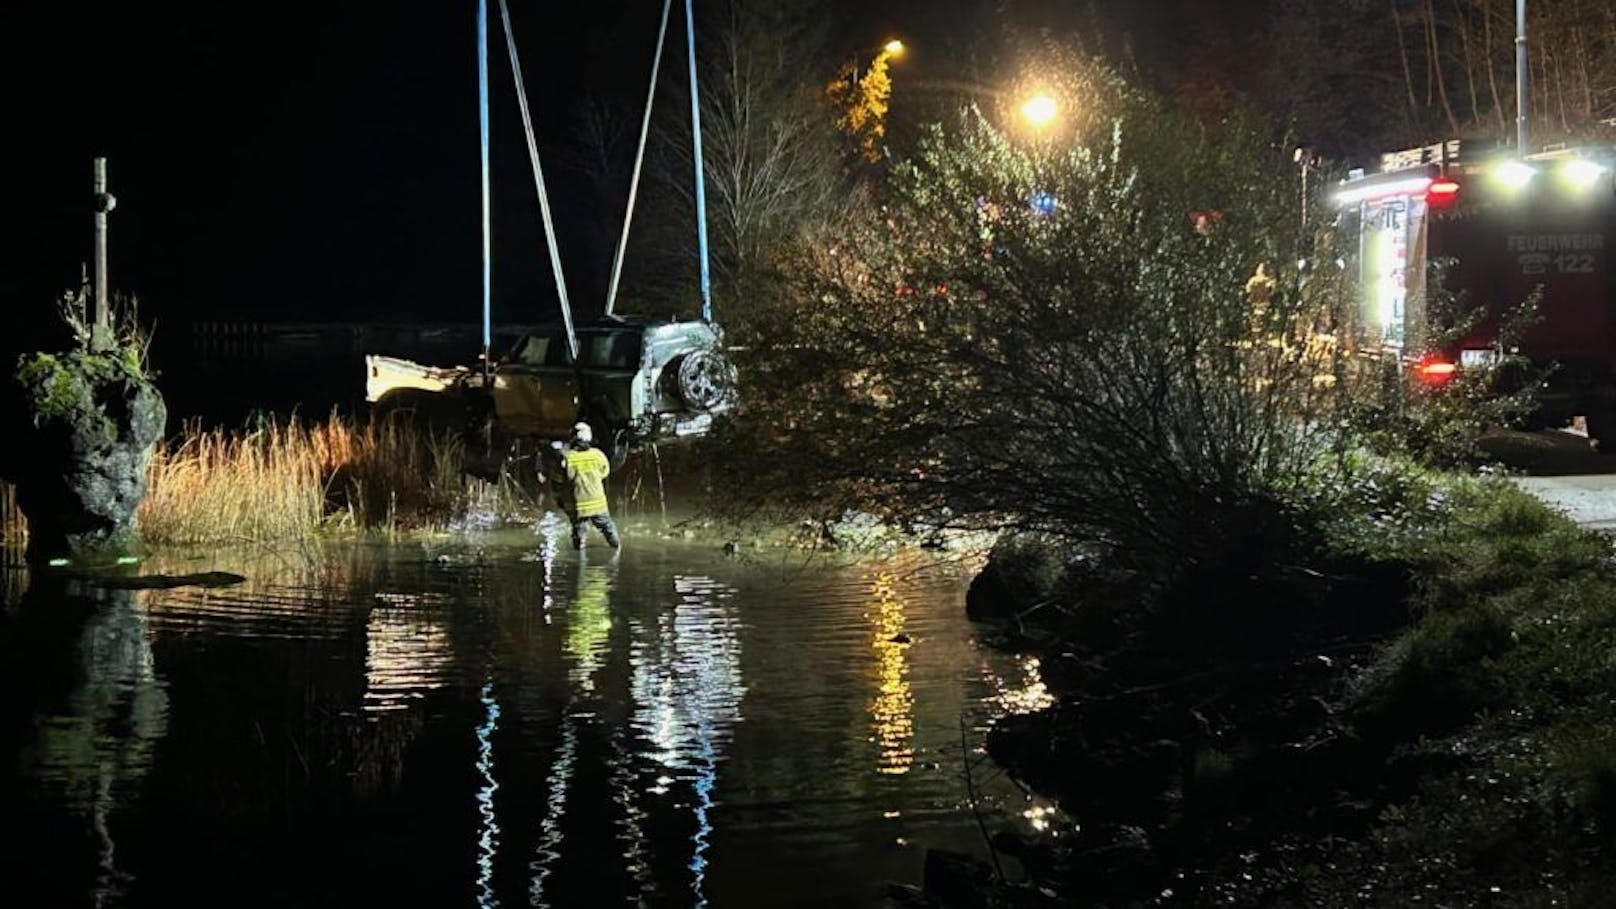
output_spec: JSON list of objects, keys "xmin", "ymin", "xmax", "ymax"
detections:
[
  {"xmin": 1425, "ymin": 179, "xmax": 1461, "ymax": 207},
  {"xmin": 1415, "ymin": 357, "xmax": 1458, "ymax": 385}
]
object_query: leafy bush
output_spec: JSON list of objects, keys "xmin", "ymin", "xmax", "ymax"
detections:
[
  {"xmin": 964, "ymin": 532, "xmax": 1070, "ymax": 620},
  {"xmin": 1336, "ymin": 271, "xmax": 1542, "ymax": 470},
  {"xmin": 715, "ymin": 54, "xmax": 1369, "ymax": 577}
]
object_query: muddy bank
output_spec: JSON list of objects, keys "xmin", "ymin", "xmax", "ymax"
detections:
[{"xmin": 946, "ymin": 533, "xmax": 1422, "ymax": 907}]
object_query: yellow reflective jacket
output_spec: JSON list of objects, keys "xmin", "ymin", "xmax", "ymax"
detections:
[{"xmin": 563, "ymin": 445, "xmax": 611, "ymax": 517}]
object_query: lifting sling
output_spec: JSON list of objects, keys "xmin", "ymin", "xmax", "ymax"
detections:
[{"xmin": 476, "ymin": 0, "xmax": 715, "ymax": 366}]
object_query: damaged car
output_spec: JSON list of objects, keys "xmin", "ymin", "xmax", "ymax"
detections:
[{"xmin": 365, "ymin": 315, "xmax": 738, "ymax": 465}]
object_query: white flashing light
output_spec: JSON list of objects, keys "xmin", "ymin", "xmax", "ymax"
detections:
[
  {"xmin": 1561, "ymin": 159, "xmax": 1609, "ymax": 190},
  {"xmin": 1495, "ymin": 159, "xmax": 1537, "ymax": 189},
  {"xmin": 1333, "ymin": 176, "xmax": 1433, "ymax": 207}
]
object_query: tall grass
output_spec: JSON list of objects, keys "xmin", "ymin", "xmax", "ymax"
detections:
[
  {"xmin": 138, "ymin": 418, "xmax": 329, "ymax": 544},
  {"xmin": 332, "ymin": 416, "xmax": 475, "ymax": 533},
  {"xmin": 137, "ymin": 413, "xmax": 523, "ymax": 544},
  {"xmin": 3, "ymin": 414, "xmax": 537, "ymax": 548}
]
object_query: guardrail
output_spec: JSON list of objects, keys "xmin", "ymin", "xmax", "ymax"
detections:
[{"xmin": 185, "ymin": 322, "xmax": 546, "ymax": 361}]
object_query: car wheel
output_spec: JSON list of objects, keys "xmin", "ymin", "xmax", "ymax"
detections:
[{"xmin": 670, "ymin": 350, "xmax": 737, "ymax": 412}]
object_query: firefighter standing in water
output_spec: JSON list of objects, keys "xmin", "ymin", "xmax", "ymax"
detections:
[{"xmin": 554, "ymin": 421, "xmax": 621, "ymax": 550}]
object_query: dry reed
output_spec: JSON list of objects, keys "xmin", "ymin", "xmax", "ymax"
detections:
[
  {"xmin": 3, "ymin": 414, "xmax": 536, "ymax": 549},
  {"xmin": 138, "ymin": 413, "xmax": 524, "ymax": 544},
  {"xmin": 138, "ymin": 418, "xmax": 328, "ymax": 544},
  {"xmin": 333, "ymin": 415, "xmax": 474, "ymax": 533}
]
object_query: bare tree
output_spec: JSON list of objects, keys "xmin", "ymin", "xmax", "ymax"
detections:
[
  {"xmin": 1265, "ymin": 0, "xmax": 1616, "ymax": 155},
  {"xmin": 621, "ymin": 0, "xmax": 847, "ymax": 330}
]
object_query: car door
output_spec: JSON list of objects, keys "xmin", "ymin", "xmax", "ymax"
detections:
[
  {"xmin": 575, "ymin": 329, "xmax": 643, "ymax": 432},
  {"xmin": 493, "ymin": 330, "xmax": 581, "ymax": 437}
]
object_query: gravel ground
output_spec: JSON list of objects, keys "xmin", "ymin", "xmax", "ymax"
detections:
[{"xmin": 1484, "ymin": 426, "xmax": 1616, "ymax": 529}]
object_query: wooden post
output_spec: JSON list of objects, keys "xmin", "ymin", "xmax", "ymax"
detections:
[{"xmin": 92, "ymin": 157, "xmax": 116, "ymax": 350}]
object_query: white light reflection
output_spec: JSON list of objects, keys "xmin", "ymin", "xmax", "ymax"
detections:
[
  {"xmin": 363, "ymin": 593, "xmax": 453, "ymax": 713},
  {"xmin": 1020, "ymin": 798, "xmax": 1070, "ymax": 836},
  {"xmin": 608, "ymin": 722, "xmax": 655, "ymax": 899},
  {"xmin": 528, "ymin": 717, "xmax": 575, "ymax": 908},
  {"xmin": 526, "ymin": 512, "xmax": 569, "ymax": 622},
  {"xmin": 629, "ymin": 575, "xmax": 745, "ymax": 909},
  {"xmin": 530, "ymin": 558, "xmax": 618, "ymax": 907},
  {"xmin": 475, "ymin": 680, "xmax": 501, "ymax": 909}
]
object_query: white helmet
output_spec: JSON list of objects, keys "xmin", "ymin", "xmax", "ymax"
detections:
[{"xmin": 572, "ymin": 421, "xmax": 593, "ymax": 443}]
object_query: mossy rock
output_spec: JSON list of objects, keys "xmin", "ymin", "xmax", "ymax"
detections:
[
  {"xmin": 13, "ymin": 350, "xmax": 158, "ymax": 450},
  {"xmin": 3, "ymin": 349, "xmax": 166, "ymax": 562}
]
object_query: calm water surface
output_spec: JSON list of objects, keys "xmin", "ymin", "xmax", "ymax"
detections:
[{"xmin": 0, "ymin": 523, "xmax": 1055, "ymax": 908}]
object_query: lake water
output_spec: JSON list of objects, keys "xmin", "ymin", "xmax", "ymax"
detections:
[{"xmin": 0, "ymin": 522, "xmax": 1056, "ymax": 908}]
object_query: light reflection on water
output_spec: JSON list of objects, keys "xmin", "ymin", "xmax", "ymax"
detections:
[
  {"xmin": 365, "ymin": 593, "xmax": 454, "ymax": 713},
  {"xmin": 4, "ymin": 581, "xmax": 168, "ymax": 908},
  {"xmin": 869, "ymin": 572, "xmax": 916, "ymax": 775},
  {"xmin": 476, "ymin": 679, "xmax": 501, "ymax": 909},
  {"xmin": 629, "ymin": 574, "xmax": 745, "ymax": 908},
  {"xmin": 0, "ymin": 537, "xmax": 1054, "ymax": 908}
]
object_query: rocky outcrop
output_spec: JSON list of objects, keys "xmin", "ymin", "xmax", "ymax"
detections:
[
  {"xmin": 2, "ymin": 349, "xmax": 166, "ymax": 563},
  {"xmin": 964, "ymin": 533, "xmax": 1068, "ymax": 621}
]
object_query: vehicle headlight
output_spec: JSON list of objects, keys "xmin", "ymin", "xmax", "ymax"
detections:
[
  {"xmin": 1561, "ymin": 159, "xmax": 1609, "ymax": 190},
  {"xmin": 1494, "ymin": 160, "xmax": 1537, "ymax": 189}
]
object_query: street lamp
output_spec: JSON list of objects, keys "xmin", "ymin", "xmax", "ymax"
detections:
[
  {"xmin": 1294, "ymin": 146, "xmax": 1320, "ymax": 227},
  {"xmin": 851, "ymin": 38, "xmax": 905, "ymax": 88},
  {"xmin": 1020, "ymin": 93, "xmax": 1057, "ymax": 127},
  {"xmin": 837, "ymin": 37, "xmax": 907, "ymax": 162}
]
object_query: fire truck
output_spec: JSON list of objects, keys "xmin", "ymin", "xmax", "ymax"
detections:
[{"xmin": 1335, "ymin": 140, "xmax": 1616, "ymax": 446}]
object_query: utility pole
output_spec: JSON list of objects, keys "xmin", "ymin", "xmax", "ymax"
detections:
[
  {"xmin": 92, "ymin": 157, "xmax": 116, "ymax": 350},
  {"xmin": 1516, "ymin": 0, "xmax": 1529, "ymax": 154}
]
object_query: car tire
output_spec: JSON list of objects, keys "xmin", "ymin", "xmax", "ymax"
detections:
[{"xmin": 668, "ymin": 350, "xmax": 737, "ymax": 412}]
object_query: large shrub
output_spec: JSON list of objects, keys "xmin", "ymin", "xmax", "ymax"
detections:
[{"xmin": 715, "ymin": 55, "xmax": 1370, "ymax": 580}]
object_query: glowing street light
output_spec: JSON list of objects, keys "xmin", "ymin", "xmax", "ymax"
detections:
[
  {"xmin": 837, "ymin": 37, "xmax": 907, "ymax": 162},
  {"xmin": 848, "ymin": 37, "xmax": 906, "ymax": 89},
  {"xmin": 1020, "ymin": 93, "xmax": 1057, "ymax": 127}
]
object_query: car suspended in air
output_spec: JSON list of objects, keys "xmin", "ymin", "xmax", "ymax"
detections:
[
  {"xmin": 362, "ymin": 0, "xmax": 737, "ymax": 467},
  {"xmin": 366, "ymin": 315, "xmax": 737, "ymax": 465}
]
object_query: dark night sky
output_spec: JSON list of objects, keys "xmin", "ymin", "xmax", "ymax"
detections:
[{"xmin": 1, "ymin": 0, "xmax": 1264, "ymax": 340}]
